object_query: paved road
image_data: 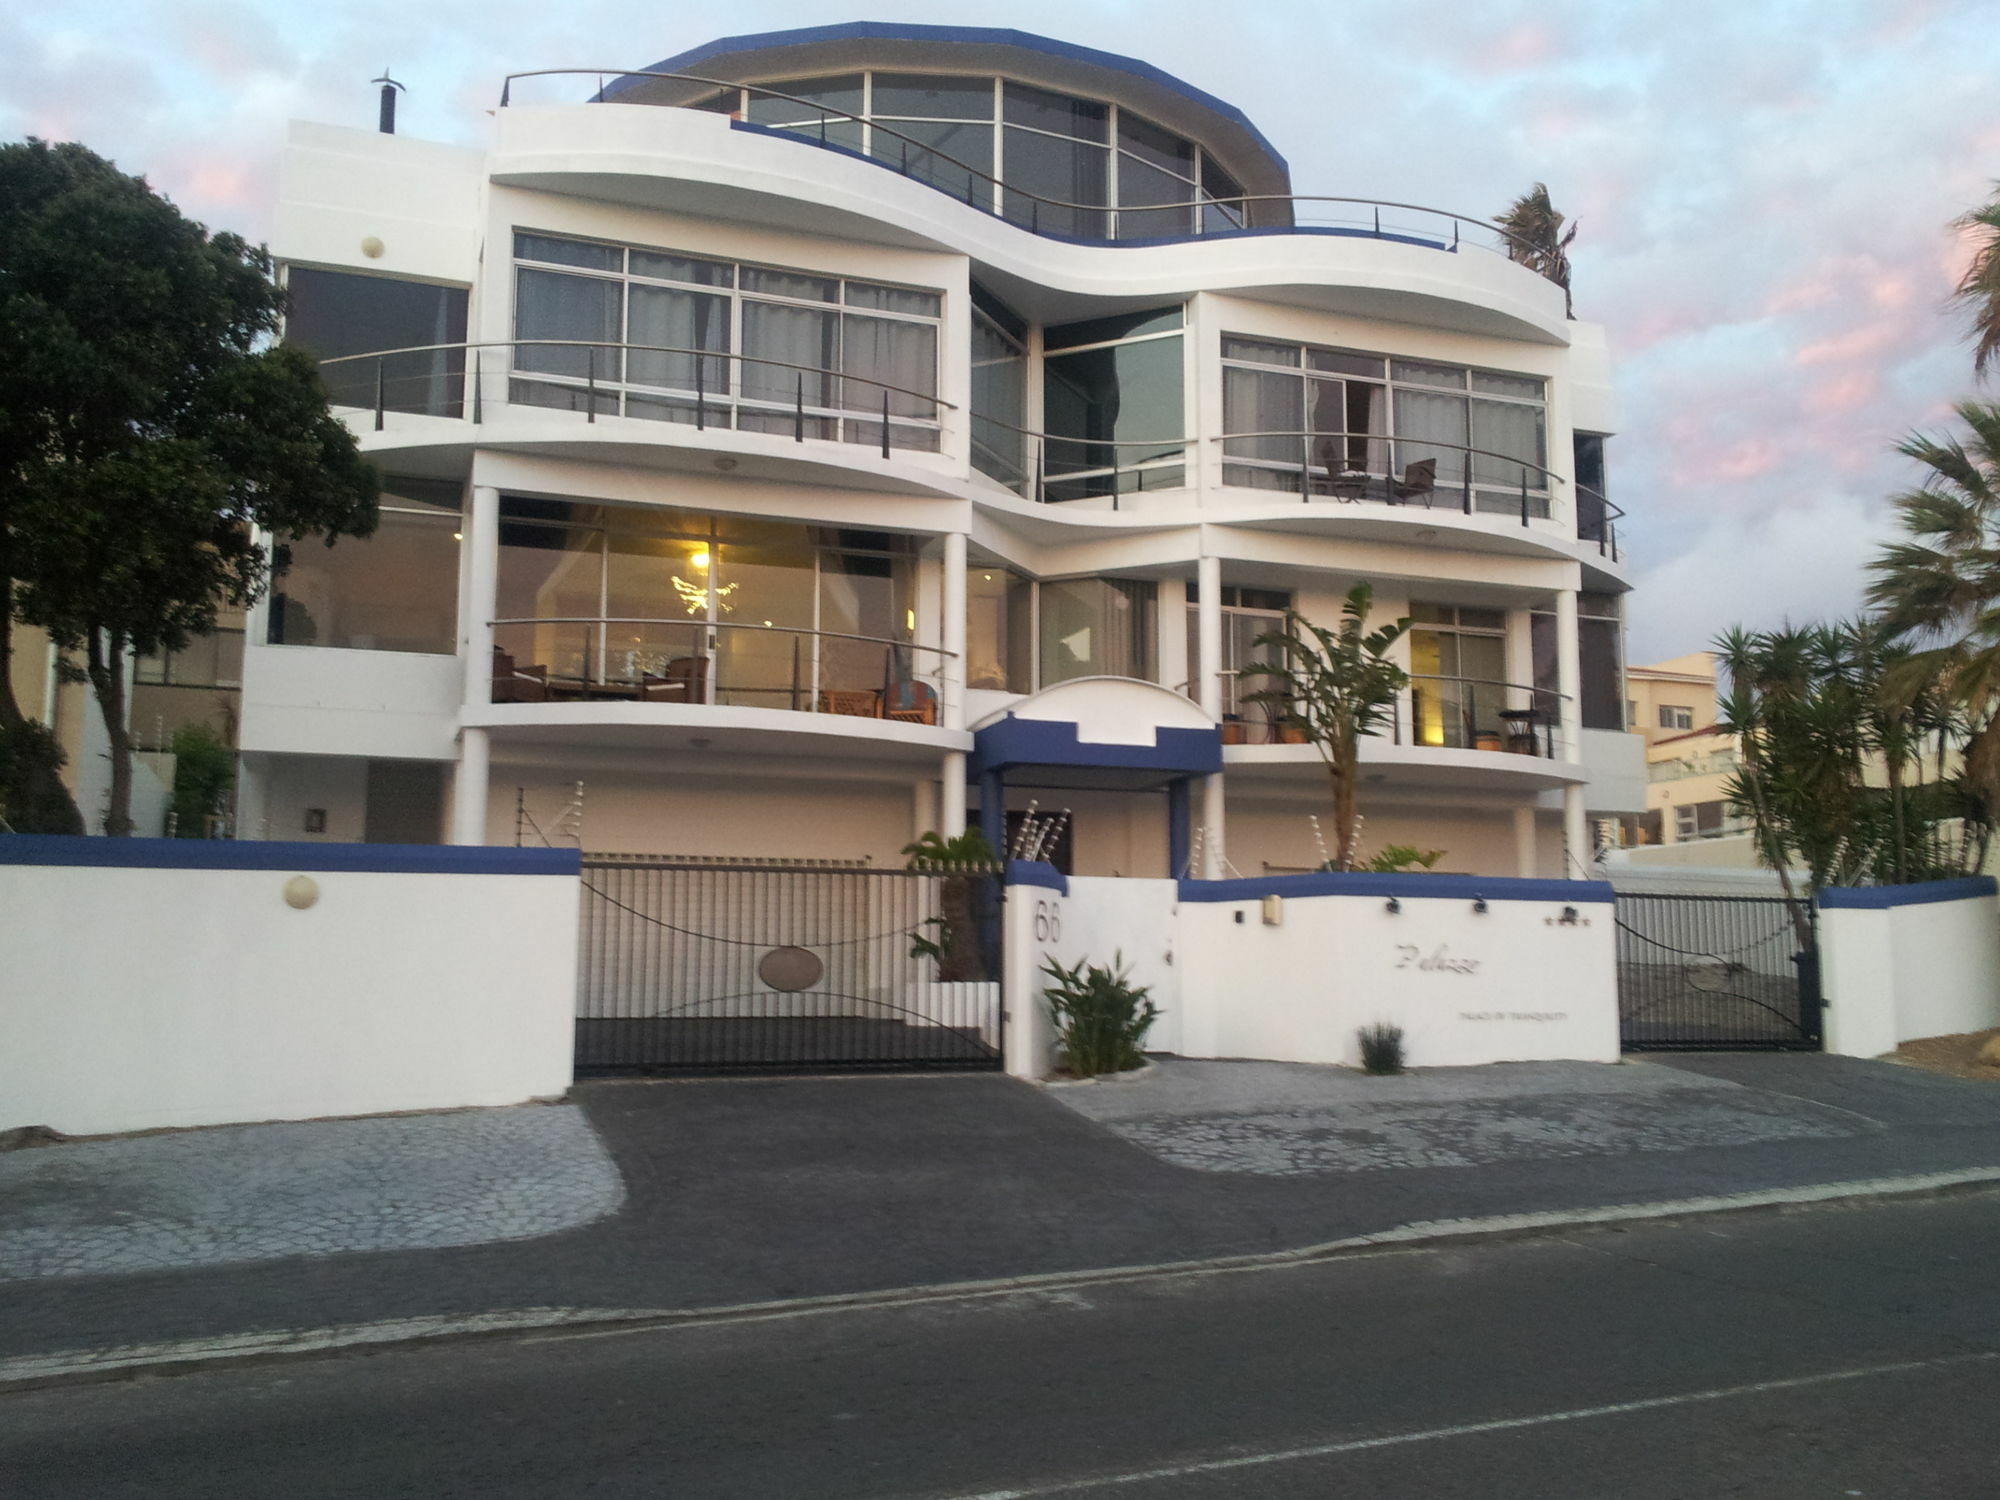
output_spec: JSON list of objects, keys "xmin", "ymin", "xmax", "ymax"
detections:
[{"xmin": 8, "ymin": 1189, "xmax": 2000, "ymax": 1498}]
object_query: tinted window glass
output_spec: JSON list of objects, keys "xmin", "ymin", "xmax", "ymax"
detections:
[
  {"xmin": 1118, "ymin": 115, "xmax": 1193, "ymax": 177},
  {"xmin": 1003, "ymin": 82, "xmax": 1108, "ymax": 141},
  {"xmin": 629, "ymin": 250, "xmax": 734, "ymax": 287},
  {"xmin": 1045, "ymin": 306, "xmax": 1182, "ymax": 350},
  {"xmin": 513, "ymin": 233, "xmax": 620, "ymax": 271},
  {"xmin": 286, "ymin": 268, "xmax": 468, "ymax": 416},
  {"xmin": 745, "ymin": 74, "xmax": 864, "ymax": 125},
  {"xmin": 871, "ymin": 72, "xmax": 994, "ymax": 119}
]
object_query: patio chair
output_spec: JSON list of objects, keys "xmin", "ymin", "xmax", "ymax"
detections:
[
  {"xmin": 1317, "ymin": 438, "xmax": 1370, "ymax": 501},
  {"xmin": 643, "ymin": 655, "xmax": 708, "ymax": 703},
  {"xmin": 1391, "ymin": 458, "xmax": 1437, "ymax": 506},
  {"xmin": 882, "ymin": 679, "xmax": 938, "ymax": 726},
  {"xmin": 491, "ymin": 646, "xmax": 548, "ymax": 704},
  {"xmin": 817, "ymin": 688, "xmax": 882, "ymax": 718}
]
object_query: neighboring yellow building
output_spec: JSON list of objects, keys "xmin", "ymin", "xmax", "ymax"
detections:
[{"xmin": 1620, "ymin": 653, "xmax": 1747, "ymax": 847}]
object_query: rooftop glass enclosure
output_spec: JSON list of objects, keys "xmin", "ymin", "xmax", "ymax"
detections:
[{"xmin": 687, "ymin": 72, "xmax": 1258, "ymax": 241}]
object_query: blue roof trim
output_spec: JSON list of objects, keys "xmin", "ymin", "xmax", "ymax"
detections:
[
  {"xmin": 1818, "ymin": 876, "xmax": 1998, "ymax": 910},
  {"xmin": 1005, "ymin": 859, "xmax": 1069, "ymax": 894},
  {"xmin": 722, "ymin": 122, "xmax": 1447, "ymax": 253},
  {"xmin": 612, "ymin": 22, "xmax": 1288, "ymax": 176},
  {"xmin": 0, "ymin": 836, "xmax": 582, "ymax": 876},
  {"xmin": 971, "ymin": 715, "xmax": 1223, "ymax": 778},
  {"xmin": 1180, "ymin": 871, "xmax": 1616, "ymax": 904}
]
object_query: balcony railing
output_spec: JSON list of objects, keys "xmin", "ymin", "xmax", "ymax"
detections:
[
  {"xmin": 1203, "ymin": 670, "xmax": 1570, "ymax": 758},
  {"xmin": 315, "ymin": 340, "xmax": 953, "ymax": 459},
  {"xmin": 487, "ymin": 616, "xmax": 952, "ymax": 724},
  {"xmin": 496, "ymin": 70, "xmax": 1562, "ymax": 270}
]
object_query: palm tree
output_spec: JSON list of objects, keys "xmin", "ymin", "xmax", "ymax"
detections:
[
  {"xmin": 1238, "ymin": 584, "xmax": 1410, "ymax": 871},
  {"xmin": 1866, "ymin": 400, "xmax": 2000, "ymax": 829},
  {"xmin": 1495, "ymin": 183, "xmax": 1577, "ymax": 317},
  {"xmin": 1954, "ymin": 186, "xmax": 2000, "ymax": 380}
]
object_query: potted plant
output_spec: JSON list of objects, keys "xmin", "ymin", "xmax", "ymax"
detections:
[{"xmin": 1042, "ymin": 953, "xmax": 1159, "ymax": 1078}]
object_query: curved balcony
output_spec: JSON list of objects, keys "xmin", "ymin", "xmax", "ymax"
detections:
[
  {"xmin": 500, "ymin": 70, "xmax": 1559, "ymax": 267},
  {"xmin": 468, "ymin": 616, "xmax": 964, "ymax": 761},
  {"xmin": 483, "ymin": 99, "xmax": 1569, "ymax": 344},
  {"xmin": 1219, "ymin": 673, "xmax": 1584, "ymax": 794}
]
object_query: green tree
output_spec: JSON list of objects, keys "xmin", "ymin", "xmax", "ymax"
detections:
[
  {"xmin": 903, "ymin": 828, "xmax": 1000, "ymax": 982},
  {"xmin": 1495, "ymin": 182, "xmax": 1577, "ymax": 317},
  {"xmin": 1239, "ymin": 583, "xmax": 1411, "ymax": 871},
  {"xmin": 1954, "ymin": 186, "xmax": 2000, "ymax": 379},
  {"xmin": 1866, "ymin": 400, "xmax": 2000, "ymax": 834},
  {"xmin": 168, "ymin": 722, "xmax": 235, "ymax": 838},
  {"xmin": 0, "ymin": 139, "xmax": 378, "ymax": 834}
]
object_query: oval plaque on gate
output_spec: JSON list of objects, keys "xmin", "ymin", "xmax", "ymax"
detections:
[{"xmin": 758, "ymin": 945, "xmax": 824, "ymax": 993}]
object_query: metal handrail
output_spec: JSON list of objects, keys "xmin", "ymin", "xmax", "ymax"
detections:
[
  {"xmin": 490, "ymin": 616, "xmax": 954, "ymax": 657},
  {"xmin": 1216, "ymin": 666, "xmax": 1571, "ymax": 702},
  {"xmin": 317, "ymin": 339, "xmax": 957, "ymax": 412},
  {"xmin": 495, "ymin": 68, "xmax": 1555, "ymax": 263},
  {"xmin": 1209, "ymin": 429, "xmax": 1566, "ymax": 486}
]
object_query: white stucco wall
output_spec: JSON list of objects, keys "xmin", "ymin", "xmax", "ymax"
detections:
[
  {"xmin": 0, "ymin": 843, "xmax": 580, "ymax": 1135},
  {"xmin": 1003, "ymin": 869, "xmax": 1616, "ymax": 1076},
  {"xmin": 1821, "ymin": 882, "xmax": 2000, "ymax": 1057}
]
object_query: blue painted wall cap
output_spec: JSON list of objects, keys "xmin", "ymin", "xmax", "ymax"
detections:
[
  {"xmin": 1178, "ymin": 870, "xmax": 1616, "ymax": 904},
  {"xmin": 1818, "ymin": 875, "xmax": 1997, "ymax": 910},
  {"xmin": 0, "ymin": 836, "xmax": 581, "ymax": 876}
]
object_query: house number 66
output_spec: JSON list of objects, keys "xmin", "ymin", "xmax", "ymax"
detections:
[{"xmin": 1034, "ymin": 900, "xmax": 1062, "ymax": 943}]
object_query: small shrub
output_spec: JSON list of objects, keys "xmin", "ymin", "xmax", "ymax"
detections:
[
  {"xmin": 1363, "ymin": 845, "xmax": 1446, "ymax": 874},
  {"xmin": 1043, "ymin": 954, "xmax": 1158, "ymax": 1078},
  {"xmin": 1357, "ymin": 1022, "xmax": 1406, "ymax": 1075},
  {"xmin": 904, "ymin": 828, "xmax": 1000, "ymax": 982}
]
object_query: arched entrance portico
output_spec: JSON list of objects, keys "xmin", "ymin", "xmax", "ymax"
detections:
[{"xmin": 969, "ymin": 679, "xmax": 1223, "ymax": 877}]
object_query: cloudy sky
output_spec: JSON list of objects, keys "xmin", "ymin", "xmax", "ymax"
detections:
[{"xmin": 6, "ymin": 0, "xmax": 1995, "ymax": 662}]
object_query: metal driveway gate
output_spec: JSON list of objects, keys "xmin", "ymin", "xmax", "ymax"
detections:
[
  {"xmin": 1615, "ymin": 892, "xmax": 1822, "ymax": 1051},
  {"xmin": 576, "ymin": 858, "xmax": 1003, "ymax": 1074}
]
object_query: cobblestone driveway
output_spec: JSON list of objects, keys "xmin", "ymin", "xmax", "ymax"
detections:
[{"xmin": 0, "ymin": 1105, "xmax": 624, "ymax": 1282}]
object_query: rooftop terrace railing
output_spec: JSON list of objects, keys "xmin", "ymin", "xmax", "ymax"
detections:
[{"xmin": 495, "ymin": 69, "xmax": 1556, "ymax": 265}]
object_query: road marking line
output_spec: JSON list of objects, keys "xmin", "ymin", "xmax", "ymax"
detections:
[{"xmin": 942, "ymin": 1350, "xmax": 2000, "ymax": 1498}]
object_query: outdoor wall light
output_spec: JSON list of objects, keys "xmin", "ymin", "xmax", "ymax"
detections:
[
  {"xmin": 1472, "ymin": 896, "xmax": 1489, "ymax": 914},
  {"xmin": 1559, "ymin": 906, "xmax": 1579, "ymax": 925},
  {"xmin": 1385, "ymin": 897, "xmax": 1401, "ymax": 915}
]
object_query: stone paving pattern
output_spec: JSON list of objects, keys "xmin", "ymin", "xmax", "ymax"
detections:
[
  {"xmin": 5, "ymin": 1055, "xmax": 2000, "ymax": 1365},
  {"xmin": 0, "ymin": 1105, "xmax": 623, "ymax": 1282},
  {"xmin": 1050, "ymin": 1059, "xmax": 1866, "ymax": 1175}
]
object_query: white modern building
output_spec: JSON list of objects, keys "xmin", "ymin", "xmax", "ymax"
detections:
[{"xmin": 244, "ymin": 21, "xmax": 1643, "ymax": 880}]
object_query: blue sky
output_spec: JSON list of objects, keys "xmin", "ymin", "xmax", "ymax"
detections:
[{"xmin": 7, "ymin": 0, "xmax": 1997, "ymax": 662}]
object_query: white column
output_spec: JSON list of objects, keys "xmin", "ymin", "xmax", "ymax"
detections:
[
  {"xmin": 941, "ymin": 531, "xmax": 967, "ymax": 730},
  {"xmin": 462, "ymin": 485, "xmax": 501, "ymax": 708},
  {"xmin": 938, "ymin": 531, "xmax": 969, "ymax": 839},
  {"xmin": 450, "ymin": 726, "xmax": 490, "ymax": 846},
  {"xmin": 913, "ymin": 778, "xmax": 939, "ymax": 843},
  {"xmin": 1555, "ymin": 587, "xmax": 1590, "ymax": 874},
  {"xmin": 1157, "ymin": 577, "xmax": 1190, "ymax": 695},
  {"xmin": 1513, "ymin": 803, "xmax": 1538, "ymax": 878},
  {"xmin": 1197, "ymin": 552, "xmax": 1225, "ymax": 878}
]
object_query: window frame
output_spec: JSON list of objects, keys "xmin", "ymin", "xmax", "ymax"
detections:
[{"xmin": 509, "ymin": 231, "xmax": 945, "ymax": 451}]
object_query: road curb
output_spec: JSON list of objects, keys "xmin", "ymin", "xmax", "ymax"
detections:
[{"xmin": 10, "ymin": 1164, "xmax": 2000, "ymax": 1393}]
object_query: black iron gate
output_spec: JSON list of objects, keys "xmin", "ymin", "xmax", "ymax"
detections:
[
  {"xmin": 576, "ymin": 858, "xmax": 1004, "ymax": 1075},
  {"xmin": 1615, "ymin": 892, "xmax": 1822, "ymax": 1051}
]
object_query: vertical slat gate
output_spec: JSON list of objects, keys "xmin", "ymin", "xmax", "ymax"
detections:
[
  {"xmin": 1615, "ymin": 892, "xmax": 1821, "ymax": 1051},
  {"xmin": 575, "ymin": 858, "xmax": 1004, "ymax": 1074}
]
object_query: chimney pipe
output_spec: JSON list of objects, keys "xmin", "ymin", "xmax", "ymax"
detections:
[{"xmin": 373, "ymin": 70, "xmax": 405, "ymax": 134}]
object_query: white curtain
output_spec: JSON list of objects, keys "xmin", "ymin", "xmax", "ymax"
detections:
[
  {"xmin": 626, "ymin": 286, "xmax": 730, "ymax": 395},
  {"xmin": 514, "ymin": 268, "xmax": 621, "ymax": 381},
  {"xmin": 1223, "ymin": 366, "xmax": 1302, "ymax": 465},
  {"xmin": 1392, "ymin": 388, "xmax": 1469, "ymax": 486},
  {"xmin": 742, "ymin": 301, "xmax": 837, "ymax": 407},
  {"xmin": 1471, "ymin": 398, "xmax": 1546, "ymax": 488},
  {"xmin": 841, "ymin": 313, "xmax": 937, "ymax": 418}
]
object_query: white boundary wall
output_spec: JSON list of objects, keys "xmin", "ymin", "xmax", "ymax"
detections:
[
  {"xmin": 0, "ymin": 839, "xmax": 580, "ymax": 1135},
  {"xmin": 1820, "ymin": 878, "xmax": 2000, "ymax": 1058},
  {"xmin": 1004, "ymin": 866, "xmax": 1617, "ymax": 1076}
]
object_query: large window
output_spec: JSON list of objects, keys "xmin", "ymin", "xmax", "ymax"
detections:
[
  {"xmin": 971, "ymin": 283, "xmax": 1029, "ymax": 492},
  {"xmin": 493, "ymin": 501, "xmax": 915, "ymax": 707},
  {"xmin": 966, "ymin": 564, "xmax": 1034, "ymax": 693},
  {"xmin": 1531, "ymin": 592, "xmax": 1626, "ymax": 732},
  {"xmin": 1183, "ymin": 585, "xmax": 1291, "ymax": 735},
  {"xmin": 1221, "ymin": 338, "xmax": 1549, "ymax": 515},
  {"xmin": 1043, "ymin": 307, "xmax": 1186, "ymax": 501},
  {"xmin": 510, "ymin": 234, "xmax": 942, "ymax": 450},
  {"xmin": 1409, "ymin": 603, "xmax": 1511, "ymax": 749},
  {"xmin": 1039, "ymin": 578, "xmax": 1156, "ymax": 685},
  {"xmin": 133, "ymin": 613, "xmax": 245, "ymax": 752},
  {"xmin": 285, "ymin": 268, "xmax": 468, "ymax": 417},
  {"xmin": 691, "ymin": 74, "xmax": 1252, "ymax": 241},
  {"xmin": 267, "ymin": 478, "xmax": 461, "ymax": 655}
]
